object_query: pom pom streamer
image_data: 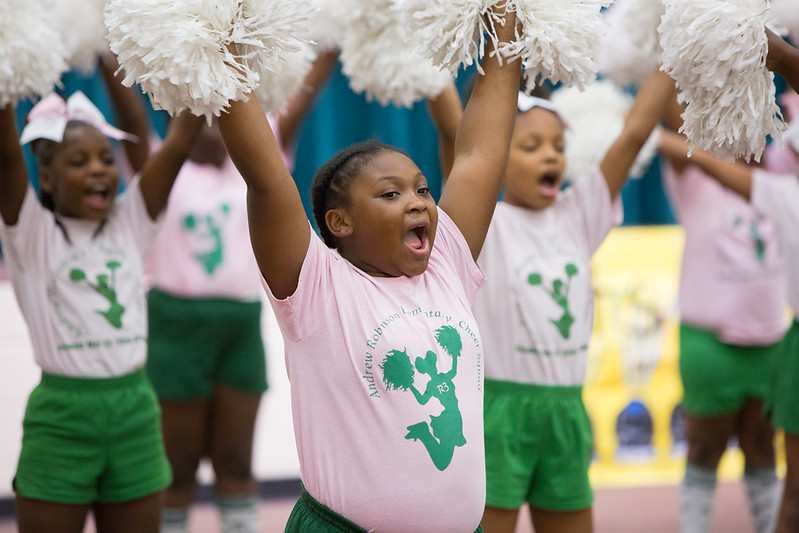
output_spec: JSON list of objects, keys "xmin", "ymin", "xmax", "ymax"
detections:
[
  {"xmin": 305, "ymin": 0, "xmax": 348, "ymax": 52},
  {"xmin": 392, "ymin": 0, "xmax": 502, "ymax": 76},
  {"xmin": 598, "ymin": 0, "xmax": 665, "ymax": 88},
  {"xmin": 550, "ymin": 80, "xmax": 659, "ymax": 183},
  {"xmin": 55, "ymin": 0, "xmax": 109, "ymax": 74},
  {"xmin": 340, "ymin": 0, "xmax": 452, "ymax": 108},
  {"xmin": 105, "ymin": 0, "xmax": 311, "ymax": 119},
  {"xmin": 0, "ymin": 0, "xmax": 69, "ymax": 107},
  {"xmin": 658, "ymin": 0, "xmax": 784, "ymax": 162},
  {"xmin": 253, "ymin": 42, "xmax": 315, "ymax": 114},
  {"xmin": 501, "ymin": 0, "xmax": 612, "ymax": 91}
]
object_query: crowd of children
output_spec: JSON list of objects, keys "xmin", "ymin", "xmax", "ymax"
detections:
[{"xmin": 1, "ymin": 2, "xmax": 799, "ymax": 533}]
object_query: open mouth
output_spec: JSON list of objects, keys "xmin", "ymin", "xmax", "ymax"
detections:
[
  {"xmin": 84, "ymin": 183, "xmax": 112, "ymax": 211},
  {"xmin": 404, "ymin": 221, "xmax": 430, "ymax": 257},
  {"xmin": 538, "ymin": 171, "xmax": 561, "ymax": 198}
]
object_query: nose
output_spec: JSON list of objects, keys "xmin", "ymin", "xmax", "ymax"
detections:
[
  {"xmin": 87, "ymin": 155, "xmax": 110, "ymax": 175},
  {"xmin": 408, "ymin": 192, "xmax": 428, "ymax": 212}
]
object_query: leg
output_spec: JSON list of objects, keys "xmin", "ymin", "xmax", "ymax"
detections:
[
  {"xmin": 681, "ymin": 411, "xmax": 737, "ymax": 533},
  {"xmin": 529, "ymin": 506, "xmax": 593, "ymax": 533},
  {"xmin": 159, "ymin": 398, "xmax": 211, "ymax": 533},
  {"xmin": 92, "ymin": 492, "xmax": 162, "ymax": 533},
  {"xmin": 737, "ymin": 398, "xmax": 780, "ymax": 533},
  {"xmin": 480, "ymin": 505, "xmax": 520, "ymax": 533},
  {"xmin": 777, "ymin": 433, "xmax": 799, "ymax": 533},
  {"xmin": 15, "ymin": 497, "xmax": 89, "ymax": 533},
  {"xmin": 207, "ymin": 384, "xmax": 262, "ymax": 533}
]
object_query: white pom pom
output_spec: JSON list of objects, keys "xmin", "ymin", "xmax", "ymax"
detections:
[
  {"xmin": 0, "ymin": 0, "xmax": 69, "ymax": 106},
  {"xmin": 55, "ymin": 0, "xmax": 108, "ymax": 74},
  {"xmin": 340, "ymin": 0, "xmax": 452, "ymax": 108},
  {"xmin": 550, "ymin": 80, "xmax": 659, "ymax": 183},
  {"xmin": 598, "ymin": 0, "xmax": 665, "ymax": 88},
  {"xmin": 253, "ymin": 43, "xmax": 315, "ymax": 114},
  {"xmin": 771, "ymin": 0, "xmax": 799, "ymax": 41},
  {"xmin": 105, "ymin": 0, "xmax": 310, "ymax": 119},
  {"xmin": 502, "ymin": 0, "xmax": 612, "ymax": 90},
  {"xmin": 658, "ymin": 0, "xmax": 784, "ymax": 162},
  {"xmin": 392, "ymin": 0, "xmax": 501, "ymax": 76},
  {"xmin": 306, "ymin": 0, "xmax": 348, "ymax": 52}
]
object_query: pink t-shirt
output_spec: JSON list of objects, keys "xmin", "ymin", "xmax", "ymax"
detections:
[
  {"xmin": 266, "ymin": 209, "xmax": 486, "ymax": 532},
  {"xmin": 663, "ymin": 162, "xmax": 786, "ymax": 345},
  {"xmin": 145, "ymin": 114, "xmax": 291, "ymax": 300},
  {"xmin": 146, "ymin": 158, "xmax": 262, "ymax": 300},
  {"xmin": 763, "ymin": 140, "xmax": 799, "ymax": 176}
]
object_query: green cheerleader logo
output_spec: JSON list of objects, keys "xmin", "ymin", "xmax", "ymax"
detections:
[
  {"xmin": 183, "ymin": 203, "xmax": 230, "ymax": 275},
  {"xmin": 528, "ymin": 263, "xmax": 578, "ymax": 339},
  {"xmin": 379, "ymin": 325, "xmax": 466, "ymax": 471},
  {"xmin": 69, "ymin": 261, "xmax": 125, "ymax": 329}
]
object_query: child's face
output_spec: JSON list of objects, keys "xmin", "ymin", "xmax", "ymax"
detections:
[
  {"xmin": 333, "ymin": 151, "xmax": 438, "ymax": 278},
  {"xmin": 503, "ymin": 108, "xmax": 566, "ymax": 210},
  {"xmin": 40, "ymin": 124, "xmax": 119, "ymax": 220}
]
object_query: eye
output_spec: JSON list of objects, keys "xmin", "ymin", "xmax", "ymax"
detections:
[
  {"xmin": 417, "ymin": 187, "xmax": 430, "ymax": 196},
  {"xmin": 382, "ymin": 191, "xmax": 399, "ymax": 199}
]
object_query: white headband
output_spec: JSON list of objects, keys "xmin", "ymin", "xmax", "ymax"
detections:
[
  {"xmin": 516, "ymin": 92, "xmax": 568, "ymax": 127},
  {"xmin": 20, "ymin": 91, "xmax": 138, "ymax": 146}
]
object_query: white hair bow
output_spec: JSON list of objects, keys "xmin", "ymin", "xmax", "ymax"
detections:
[{"xmin": 19, "ymin": 91, "xmax": 138, "ymax": 146}]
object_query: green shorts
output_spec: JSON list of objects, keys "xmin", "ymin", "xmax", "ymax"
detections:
[
  {"xmin": 484, "ymin": 379, "xmax": 593, "ymax": 512},
  {"xmin": 679, "ymin": 323, "xmax": 780, "ymax": 417},
  {"xmin": 147, "ymin": 288, "xmax": 268, "ymax": 400},
  {"xmin": 768, "ymin": 321, "xmax": 799, "ymax": 435},
  {"xmin": 285, "ymin": 488, "xmax": 484, "ymax": 532},
  {"xmin": 14, "ymin": 369, "xmax": 171, "ymax": 504}
]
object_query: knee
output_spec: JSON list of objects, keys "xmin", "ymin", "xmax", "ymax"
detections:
[
  {"xmin": 211, "ymin": 449, "xmax": 253, "ymax": 484},
  {"xmin": 686, "ymin": 438, "xmax": 728, "ymax": 468},
  {"xmin": 168, "ymin": 454, "xmax": 202, "ymax": 490}
]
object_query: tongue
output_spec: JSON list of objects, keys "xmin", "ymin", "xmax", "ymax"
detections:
[
  {"xmin": 404, "ymin": 231, "xmax": 424, "ymax": 250},
  {"xmin": 85, "ymin": 192, "xmax": 108, "ymax": 210},
  {"xmin": 539, "ymin": 181, "xmax": 559, "ymax": 198}
]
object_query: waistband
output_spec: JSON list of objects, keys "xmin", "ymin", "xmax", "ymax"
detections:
[
  {"xmin": 485, "ymin": 378, "xmax": 583, "ymax": 398},
  {"xmin": 40, "ymin": 368, "xmax": 146, "ymax": 391}
]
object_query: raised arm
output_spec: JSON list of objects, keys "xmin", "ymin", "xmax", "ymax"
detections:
[
  {"xmin": 137, "ymin": 111, "xmax": 203, "ymax": 220},
  {"xmin": 426, "ymin": 81, "xmax": 463, "ymax": 179},
  {"xmin": 600, "ymin": 70, "xmax": 676, "ymax": 200},
  {"xmin": 0, "ymin": 105, "xmax": 30, "ymax": 225},
  {"xmin": 659, "ymin": 129, "xmax": 753, "ymax": 199},
  {"xmin": 767, "ymin": 28, "xmax": 799, "ymax": 95},
  {"xmin": 277, "ymin": 49, "xmax": 338, "ymax": 149},
  {"xmin": 438, "ymin": 9, "xmax": 522, "ymax": 260},
  {"xmin": 98, "ymin": 52, "xmax": 151, "ymax": 174},
  {"xmin": 216, "ymin": 94, "xmax": 310, "ymax": 300}
]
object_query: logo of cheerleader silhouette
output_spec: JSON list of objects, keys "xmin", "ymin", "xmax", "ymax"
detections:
[
  {"xmin": 183, "ymin": 203, "xmax": 229, "ymax": 275},
  {"xmin": 733, "ymin": 215, "xmax": 767, "ymax": 263},
  {"xmin": 69, "ymin": 261, "xmax": 125, "ymax": 329},
  {"xmin": 528, "ymin": 263, "xmax": 578, "ymax": 339},
  {"xmin": 379, "ymin": 325, "xmax": 466, "ymax": 471}
]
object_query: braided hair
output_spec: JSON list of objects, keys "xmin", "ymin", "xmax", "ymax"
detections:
[{"xmin": 310, "ymin": 140, "xmax": 409, "ymax": 248}]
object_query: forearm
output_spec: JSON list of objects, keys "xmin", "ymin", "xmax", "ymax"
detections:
[
  {"xmin": 278, "ymin": 50, "xmax": 338, "ymax": 148},
  {"xmin": 99, "ymin": 53, "xmax": 151, "ymax": 173},
  {"xmin": 767, "ymin": 28, "xmax": 799, "ymax": 94},
  {"xmin": 426, "ymin": 82, "xmax": 462, "ymax": 179},
  {"xmin": 0, "ymin": 105, "xmax": 30, "ymax": 225},
  {"xmin": 138, "ymin": 112, "xmax": 203, "ymax": 218}
]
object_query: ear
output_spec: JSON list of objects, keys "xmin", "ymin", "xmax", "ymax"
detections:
[
  {"xmin": 38, "ymin": 167, "xmax": 54, "ymax": 193},
  {"xmin": 325, "ymin": 207, "xmax": 353, "ymax": 239}
]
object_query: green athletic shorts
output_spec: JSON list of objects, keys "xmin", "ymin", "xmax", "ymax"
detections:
[
  {"xmin": 285, "ymin": 488, "xmax": 484, "ymax": 532},
  {"xmin": 679, "ymin": 323, "xmax": 780, "ymax": 417},
  {"xmin": 484, "ymin": 379, "xmax": 594, "ymax": 512},
  {"xmin": 768, "ymin": 321, "xmax": 799, "ymax": 435},
  {"xmin": 147, "ymin": 288, "xmax": 268, "ymax": 400},
  {"xmin": 14, "ymin": 369, "xmax": 171, "ymax": 504}
]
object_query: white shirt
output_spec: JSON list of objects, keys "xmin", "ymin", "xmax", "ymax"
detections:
[
  {"xmin": 0, "ymin": 180, "xmax": 158, "ymax": 377},
  {"xmin": 473, "ymin": 167, "xmax": 621, "ymax": 386}
]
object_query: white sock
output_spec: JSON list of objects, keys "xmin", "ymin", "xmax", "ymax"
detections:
[
  {"xmin": 681, "ymin": 462, "xmax": 717, "ymax": 533},
  {"xmin": 745, "ymin": 466, "xmax": 781, "ymax": 533},
  {"xmin": 217, "ymin": 493, "xmax": 259, "ymax": 533},
  {"xmin": 161, "ymin": 507, "xmax": 189, "ymax": 533}
]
